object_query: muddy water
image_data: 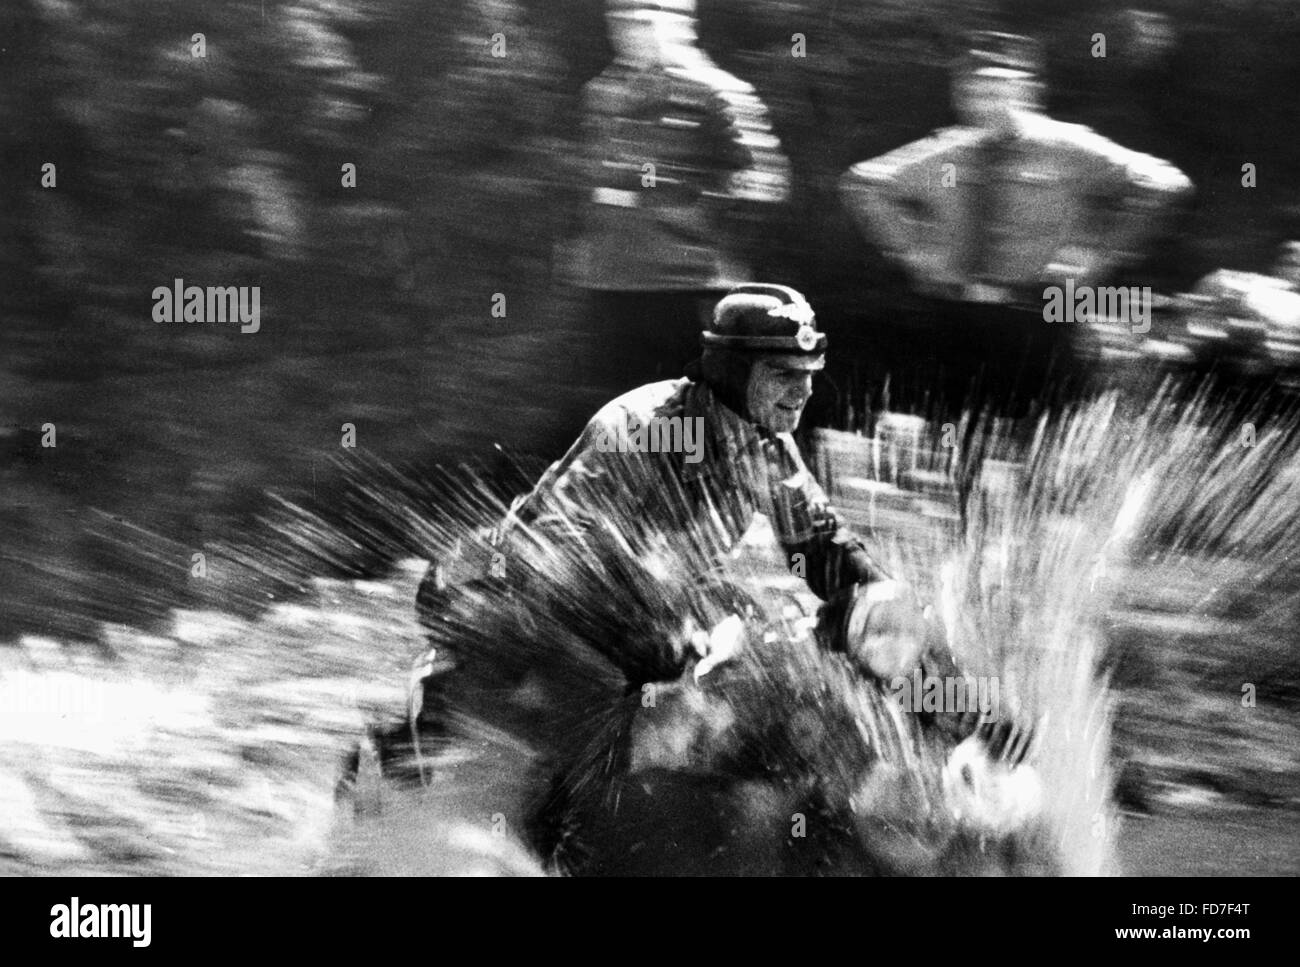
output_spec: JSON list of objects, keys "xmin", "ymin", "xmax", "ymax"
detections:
[{"xmin": 1, "ymin": 384, "xmax": 1297, "ymax": 875}]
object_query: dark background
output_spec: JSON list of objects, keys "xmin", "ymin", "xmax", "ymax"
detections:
[{"xmin": 3, "ymin": 0, "xmax": 1299, "ymax": 640}]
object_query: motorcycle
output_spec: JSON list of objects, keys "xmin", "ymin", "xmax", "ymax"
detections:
[{"xmin": 389, "ymin": 550, "xmax": 1053, "ymax": 876}]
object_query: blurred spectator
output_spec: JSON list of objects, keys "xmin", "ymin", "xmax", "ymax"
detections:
[
  {"xmin": 841, "ymin": 31, "xmax": 1191, "ymax": 302},
  {"xmin": 565, "ymin": 0, "xmax": 792, "ymax": 390},
  {"xmin": 838, "ymin": 31, "xmax": 1192, "ymax": 414}
]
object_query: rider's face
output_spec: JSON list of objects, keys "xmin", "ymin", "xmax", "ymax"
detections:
[{"xmin": 746, "ymin": 355, "xmax": 822, "ymax": 434}]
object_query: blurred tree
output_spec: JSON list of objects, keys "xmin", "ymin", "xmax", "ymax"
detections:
[{"xmin": 2, "ymin": 0, "xmax": 1300, "ymax": 639}]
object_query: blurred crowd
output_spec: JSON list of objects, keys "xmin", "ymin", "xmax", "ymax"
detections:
[
  {"xmin": 4, "ymin": 0, "xmax": 1300, "ymax": 638},
  {"xmin": 564, "ymin": 1, "xmax": 1300, "ymax": 419}
]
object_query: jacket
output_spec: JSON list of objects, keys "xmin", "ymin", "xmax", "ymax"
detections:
[
  {"xmin": 567, "ymin": 59, "xmax": 791, "ymax": 292},
  {"xmin": 496, "ymin": 378, "xmax": 887, "ymax": 681},
  {"xmin": 839, "ymin": 113, "xmax": 1192, "ymax": 302}
]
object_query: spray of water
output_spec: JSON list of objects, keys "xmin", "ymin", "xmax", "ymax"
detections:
[{"xmin": 1, "ymin": 379, "xmax": 1296, "ymax": 874}]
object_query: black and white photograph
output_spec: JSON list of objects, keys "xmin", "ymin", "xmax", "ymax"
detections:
[{"xmin": 1, "ymin": 0, "xmax": 1296, "ymax": 910}]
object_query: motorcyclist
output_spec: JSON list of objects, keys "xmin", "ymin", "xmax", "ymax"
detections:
[
  {"xmin": 417, "ymin": 283, "xmax": 932, "ymax": 690},
  {"xmin": 406, "ymin": 285, "xmax": 1030, "ymax": 863}
]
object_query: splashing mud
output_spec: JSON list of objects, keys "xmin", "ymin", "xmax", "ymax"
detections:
[{"xmin": 2, "ymin": 380, "xmax": 1297, "ymax": 875}]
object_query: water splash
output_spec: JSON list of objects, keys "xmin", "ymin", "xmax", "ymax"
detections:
[{"xmin": 2, "ymin": 378, "xmax": 1297, "ymax": 874}]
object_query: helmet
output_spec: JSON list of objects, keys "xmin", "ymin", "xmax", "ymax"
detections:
[
  {"xmin": 697, "ymin": 284, "xmax": 826, "ymax": 420},
  {"xmin": 704, "ymin": 283, "xmax": 826, "ymax": 358}
]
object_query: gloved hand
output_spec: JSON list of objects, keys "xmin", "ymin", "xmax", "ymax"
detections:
[{"xmin": 842, "ymin": 579, "xmax": 928, "ymax": 681}]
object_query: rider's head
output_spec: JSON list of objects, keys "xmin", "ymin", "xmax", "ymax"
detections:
[
  {"xmin": 951, "ymin": 32, "xmax": 1044, "ymax": 136},
  {"xmin": 605, "ymin": 0, "xmax": 698, "ymax": 70},
  {"xmin": 699, "ymin": 284, "xmax": 826, "ymax": 434}
]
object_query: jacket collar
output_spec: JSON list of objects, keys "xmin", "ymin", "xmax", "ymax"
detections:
[{"xmin": 679, "ymin": 380, "xmax": 764, "ymax": 485}]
